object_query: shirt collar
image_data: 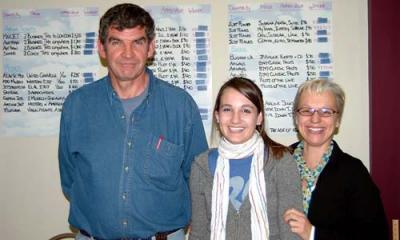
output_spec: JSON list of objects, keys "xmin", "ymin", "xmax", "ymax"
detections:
[{"xmin": 104, "ymin": 67, "xmax": 156, "ymax": 104}]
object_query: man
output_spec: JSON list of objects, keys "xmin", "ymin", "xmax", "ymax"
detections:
[{"xmin": 58, "ymin": 3, "xmax": 208, "ymax": 240}]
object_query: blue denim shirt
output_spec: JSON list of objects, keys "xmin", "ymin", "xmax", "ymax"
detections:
[{"xmin": 59, "ymin": 68, "xmax": 208, "ymax": 239}]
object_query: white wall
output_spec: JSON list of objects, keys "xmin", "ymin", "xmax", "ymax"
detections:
[{"xmin": 0, "ymin": 0, "xmax": 369, "ymax": 239}]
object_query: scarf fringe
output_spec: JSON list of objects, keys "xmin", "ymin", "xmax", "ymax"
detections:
[{"xmin": 211, "ymin": 133, "xmax": 270, "ymax": 240}]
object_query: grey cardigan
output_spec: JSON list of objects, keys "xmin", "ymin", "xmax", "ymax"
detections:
[{"xmin": 189, "ymin": 149, "xmax": 302, "ymax": 240}]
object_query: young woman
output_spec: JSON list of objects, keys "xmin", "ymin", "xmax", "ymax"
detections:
[{"xmin": 189, "ymin": 77, "xmax": 302, "ymax": 240}]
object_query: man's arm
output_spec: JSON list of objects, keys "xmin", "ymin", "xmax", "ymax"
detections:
[
  {"xmin": 182, "ymin": 96, "xmax": 208, "ymax": 181},
  {"xmin": 58, "ymin": 99, "xmax": 74, "ymax": 200}
]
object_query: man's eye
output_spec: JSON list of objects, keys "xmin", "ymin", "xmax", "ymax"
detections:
[
  {"xmin": 110, "ymin": 40, "xmax": 120, "ymax": 46},
  {"xmin": 134, "ymin": 39, "xmax": 145, "ymax": 45}
]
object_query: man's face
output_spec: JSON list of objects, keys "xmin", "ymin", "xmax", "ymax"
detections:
[{"xmin": 98, "ymin": 26, "xmax": 155, "ymax": 84}]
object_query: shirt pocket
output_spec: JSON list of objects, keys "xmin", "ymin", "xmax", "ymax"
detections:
[{"xmin": 144, "ymin": 134, "xmax": 184, "ymax": 190}]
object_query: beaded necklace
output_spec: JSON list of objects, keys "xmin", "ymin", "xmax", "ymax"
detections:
[{"xmin": 293, "ymin": 140, "xmax": 333, "ymax": 214}]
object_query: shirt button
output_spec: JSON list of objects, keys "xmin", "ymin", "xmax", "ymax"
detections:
[
  {"xmin": 127, "ymin": 141, "xmax": 132, "ymax": 148},
  {"xmin": 122, "ymin": 193, "xmax": 127, "ymax": 200},
  {"xmin": 122, "ymin": 220, "xmax": 128, "ymax": 226},
  {"xmin": 124, "ymin": 166, "xmax": 129, "ymax": 172},
  {"xmin": 121, "ymin": 115, "xmax": 125, "ymax": 119}
]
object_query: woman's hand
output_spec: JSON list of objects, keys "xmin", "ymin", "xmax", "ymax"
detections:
[{"xmin": 284, "ymin": 208, "xmax": 313, "ymax": 240}]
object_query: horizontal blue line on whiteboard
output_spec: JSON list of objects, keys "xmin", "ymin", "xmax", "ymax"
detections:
[
  {"xmin": 198, "ymin": 55, "xmax": 208, "ymax": 61},
  {"xmin": 319, "ymin": 52, "xmax": 330, "ymax": 58},
  {"xmin": 197, "ymin": 73, "xmax": 207, "ymax": 79},
  {"xmin": 317, "ymin": 17, "xmax": 328, "ymax": 23},
  {"xmin": 319, "ymin": 71, "xmax": 330, "ymax": 77},
  {"xmin": 83, "ymin": 50, "xmax": 94, "ymax": 55},
  {"xmin": 195, "ymin": 32, "xmax": 206, "ymax": 37},
  {"xmin": 85, "ymin": 38, "xmax": 95, "ymax": 44},
  {"xmin": 197, "ymin": 85, "xmax": 207, "ymax": 91},
  {"xmin": 86, "ymin": 32, "xmax": 96, "ymax": 37},
  {"xmin": 197, "ymin": 25, "xmax": 208, "ymax": 31},
  {"xmin": 199, "ymin": 108, "xmax": 208, "ymax": 113},
  {"xmin": 320, "ymin": 58, "xmax": 331, "ymax": 64}
]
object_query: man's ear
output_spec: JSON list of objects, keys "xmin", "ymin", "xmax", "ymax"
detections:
[
  {"xmin": 147, "ymin": 38, "xmax": 156, "ymax": 59},
  {"xmin": 98, "ymin": 38, "xmax": 106, "ymax": 59}
]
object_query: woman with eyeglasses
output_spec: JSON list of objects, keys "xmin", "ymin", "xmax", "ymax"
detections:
[{"xmin": 283, "ymin": 79, "xmax": 388, "ymax": 239}]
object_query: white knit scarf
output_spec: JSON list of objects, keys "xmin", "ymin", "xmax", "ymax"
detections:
[{"xmin": 211, "ymin": 132, "xmax": 270, "ymax": 240}]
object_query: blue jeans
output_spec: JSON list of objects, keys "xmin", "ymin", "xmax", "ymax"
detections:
[{"xmin": 75, "ymin": 229, "xmax": 186, "ymax": 240}]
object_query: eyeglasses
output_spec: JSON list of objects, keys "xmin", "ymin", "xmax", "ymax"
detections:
[{"xmin": 296, "ymin": 107, "xmax": 338, "ymax": 117}]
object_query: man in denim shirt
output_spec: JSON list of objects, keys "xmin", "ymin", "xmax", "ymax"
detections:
[{"xmin": 58, "ymin": 3, "xmax": 208, "ymax": 240}]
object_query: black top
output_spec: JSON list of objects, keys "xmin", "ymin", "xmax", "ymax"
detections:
[{"xmin": 291, "ymin": 140, "xmax": 389, "ymax": 240}]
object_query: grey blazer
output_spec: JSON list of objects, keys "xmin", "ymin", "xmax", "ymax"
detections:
[{"xmin": 189, "ymin": 148, "xmax": 302, "ymax": 240}]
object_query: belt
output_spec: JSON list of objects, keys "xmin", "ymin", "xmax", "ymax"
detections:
[{"xmin": 80, "ymin": 228, "xmax": 179, "ymax": 240}]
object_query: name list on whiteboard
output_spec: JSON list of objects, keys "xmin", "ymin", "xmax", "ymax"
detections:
[
  {"xmin": 228, "ymin": 1, "xmax": 333, "ymax": 135},
  {"xmin": 1, "ymin": 8, "xmax": 99, "ymax": 136},
  {"xmin": 146, "ymin": 5, "xmax": 212, "ymax": 135}
]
